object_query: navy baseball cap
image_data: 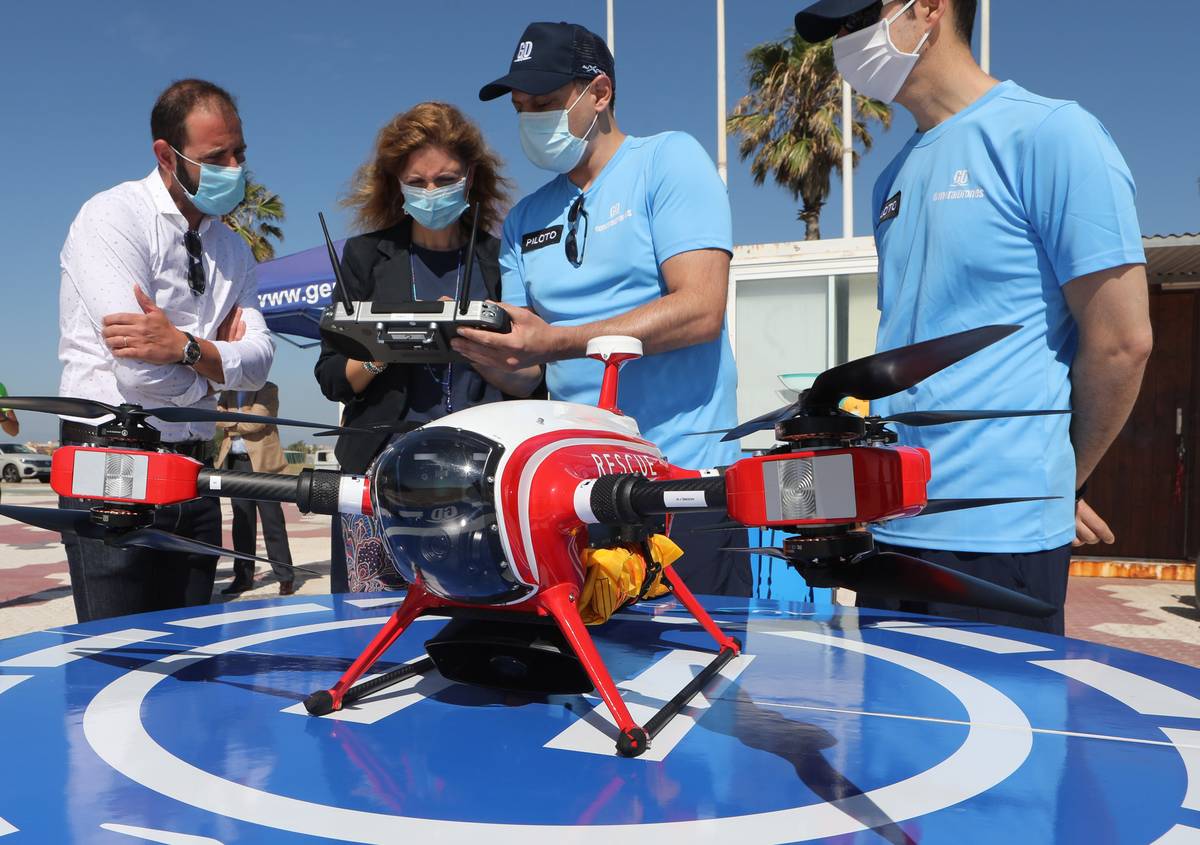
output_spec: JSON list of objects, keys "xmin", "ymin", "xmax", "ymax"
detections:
[
  {"xmin": 479, "ymin": 21, "xmax": 615, "ymax": 102},
  {"xmin": 794, "ymin": 0, "xmax": 880, "ymax": 42}
]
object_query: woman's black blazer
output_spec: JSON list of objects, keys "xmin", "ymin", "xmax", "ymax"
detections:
[{"xmin": 313, "ymin": 220, "xmax": 504, "ymax": 474}]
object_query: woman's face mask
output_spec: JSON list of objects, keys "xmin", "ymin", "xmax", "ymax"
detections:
[{"xmin": 401, "ymin": 178, "xmax": 469, "ymax": 231}]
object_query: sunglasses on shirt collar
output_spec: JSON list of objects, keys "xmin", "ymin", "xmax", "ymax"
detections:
[
  {"xmin": 183, "ymin": 229, "xmax": 206, "ymax": 296},
  {"xmin": 565, "ymin": 194, "xmax": 588, "ymax": 267}
]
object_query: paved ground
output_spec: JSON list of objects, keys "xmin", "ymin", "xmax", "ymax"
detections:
[{"xmin": 2, "ymin": 480, "xmax": 1198, "ymax": 667}]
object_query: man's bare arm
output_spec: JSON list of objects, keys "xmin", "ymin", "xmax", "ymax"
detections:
[{"xmin": 453, "ymin": 248, "xmax": 730, "ymax": 370}]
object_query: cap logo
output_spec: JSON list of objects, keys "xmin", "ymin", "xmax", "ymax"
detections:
[
  {"xmin": 514, "ymin": 41, "xmax": 533, "ymax": 63},
  {"xmin": 581, "ymin": 64, "xmax": 602, "ymax": 75}
]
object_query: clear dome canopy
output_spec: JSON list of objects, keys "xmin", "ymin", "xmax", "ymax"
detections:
[{"xmin": 371, "ymin": 427, "xmax": 531, "ymax": 604}]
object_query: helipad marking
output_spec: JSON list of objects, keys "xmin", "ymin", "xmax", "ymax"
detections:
[
  {"xmin": 0, "ymin": 817, "xmax": 14, "ymax": 836},
  {"xmin": 1152, "ymin": 824, "xmax": 1200, "ymax": 844},
  {"xmin": 81, "ymin": 617, "xmax": 1036, "ymax": 843},
  {"xmin": 281, "ymin": 656, "xmax": 452, "ymax": 724},
  {"xmin": 869, "ymin": 620, "xmax": 1053, "ymax": 654},
  {"xmin": 0, "ymin": 676, "xmax": 31, "ymax": 697},
  {"xmin": 167, "ymin": 603, "xmax": 330, "ymax": 629},
  {"xmin": 345, "ymin": 597, "xmax": 407, "ymax": 609},
  {"xmin": 544, "ymin": 650, "xmax": 755, "ymax": 760},
  {"xmin": 1162, "ymin": 729, "xmax": 1200, "ymax": 811},
  {"xmin": 0, "ymin": 629, "xmax": 168, "ymax": 668},
  {"xmin": 100, "ymin": 822, "xmax": 223, "ymax": 843},
  {"xmin": 1032, "ymin": 659, "xmax": 1200, "ymax": 718}
]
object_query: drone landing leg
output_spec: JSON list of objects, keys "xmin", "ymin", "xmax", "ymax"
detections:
[
  {"xmin": 662, "ymin": 567, "xmax": 742, "ymax": 655},
  {"xmin": 538, "ymin": 584, "xmax": 649, "ymax": 758},
  {"xmin": 304, "ymin": 586, "xmax": 436, "ymax": 716}
]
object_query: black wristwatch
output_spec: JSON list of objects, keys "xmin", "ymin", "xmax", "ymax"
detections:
[{"xmin": 180, "ymin": 332, "xmax": 202, "ymax": 366}]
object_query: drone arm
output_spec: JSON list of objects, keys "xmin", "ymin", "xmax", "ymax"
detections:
[
  {"xmin": 576, "ymin": 472, "xmax": 728, "ymax": 525},
  {"xmin": 195, "ymin": 467, "xmax": 371, "ymax": 516}
]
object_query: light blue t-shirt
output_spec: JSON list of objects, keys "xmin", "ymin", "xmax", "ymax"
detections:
[
  {"xmin": 870, "ymin": 81, "xmax": 1145, "ymax": 553},
  {"xmin": 501, "ymin": 132, "xmax": 740, "ymax": 469}
]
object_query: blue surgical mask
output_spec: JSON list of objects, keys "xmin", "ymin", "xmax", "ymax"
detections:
[
  {"xmin": 171, "ymin": 146, "xmax": 246, "ymax": 217},
  {"xmin": 401, "ymin": 178, "xmax": 469, "ymax": 230},
  {"xmin": 518, "ymin": 82, "xmax": 599, "ymax": 173}
]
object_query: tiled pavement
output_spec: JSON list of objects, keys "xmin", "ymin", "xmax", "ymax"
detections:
[{"xmin": 2, "ymin": 482, "xmax": 1198, "ymax": 667}]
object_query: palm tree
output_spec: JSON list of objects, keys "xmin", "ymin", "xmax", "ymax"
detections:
[
  {"xmin": 222, "ymin": 175, "xmax": 285, "ymax": 261},
  {"xmin": 728, "ymin": 34, "xmax": 892, "ymax": 240}
]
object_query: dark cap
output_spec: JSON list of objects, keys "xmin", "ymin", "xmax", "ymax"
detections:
[
  {"xmin": 479, "ymin": 21, "xmax": 615, "ymax": 102},
  {"xmin": 794, "ymin": 0, "xmax": 879, "ymax": 42}
]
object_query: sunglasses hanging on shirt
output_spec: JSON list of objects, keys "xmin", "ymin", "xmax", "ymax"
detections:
[
  {"xmin": 183, "ymin": 229, "xmax": 206, "ymax": 296},
  {"xmin": 565, "ymin": 194, "xmax": 588, "ymax": 267}
]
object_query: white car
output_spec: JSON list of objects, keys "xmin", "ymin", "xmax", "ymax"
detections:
[{"xmin": 0, "ymin": 444, "xmax": 52, "ymax": 483}]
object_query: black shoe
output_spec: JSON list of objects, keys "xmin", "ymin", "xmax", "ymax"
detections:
[
  {"xmin": 221, "ymin": 577, "xmax": 254, "ymax": 595},
  {"xmin": 278, "ymin": 580, "xmax": 297, "ymax": 597}
]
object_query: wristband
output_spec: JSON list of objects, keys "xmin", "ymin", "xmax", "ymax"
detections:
[
  {"xmin": 1075, "ymin": 481, "xmax": 1088, "ymax": 502},
  {"xmin": 362, "ymin": 361, "xmax": 388, "ymax": 375}
]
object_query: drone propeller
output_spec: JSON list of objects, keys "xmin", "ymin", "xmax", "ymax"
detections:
[
  {"xmin": 919, "ymin": 497, "xmax": 1058, "ymax": 516},
  {"xmin": 0, "ymin": 504, "xmax": 316, "ymax": 576},
  {"xmin": 1, "ymin": 396, "xmax": 368, "ymax": 436},
  {"xmin": 713, "ymin": 325, "xmax": 1020, "ymax": 442},
  {"xmin": 876, "ymin": 409, "xmax": 1068, "ymax": 427},
  {"xmin": 806, "ymin": 324, "xmax": 1019, "ymax": 407},
  {"xmin": 725, "ymin": 546, "xmax": 1054, "ymax": 618}
]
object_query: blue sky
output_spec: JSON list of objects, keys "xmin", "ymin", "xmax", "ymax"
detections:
[{"xmin": 1, "ymin": 1, "xmax": 1196, "ymax": 442}]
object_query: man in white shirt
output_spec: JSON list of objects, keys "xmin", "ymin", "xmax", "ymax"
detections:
[{"xmin": 57, "ymin": 78, "xmax": 274, "ymax": 622}]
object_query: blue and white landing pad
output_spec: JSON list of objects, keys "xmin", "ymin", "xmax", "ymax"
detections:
[{"xmin": 0, "ymin": 595, "xmax": 1195, "ymax": 843}]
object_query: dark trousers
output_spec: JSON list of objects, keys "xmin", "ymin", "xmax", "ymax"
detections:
[
  {"xmin": 669, "ymin": 511, "xmax": 753, "ymax": 597},
  {"xmin": 856, "ymin": 542, "xmax": 1073, "ymax": 635},
  {"xmin": 227, "ymin": 454, "xmax": 294, "ymax": 582},
  {"xmin": 60, "ymin": 493, "xmax": 222, "ymax": 623}
]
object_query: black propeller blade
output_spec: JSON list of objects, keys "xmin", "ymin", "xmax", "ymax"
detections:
[
  {"xmin": 806, "ymin": 324, "xmax": 1019, "ymax": 407},
  {"xmin": 714, "ymin": 325, "xmax": 1021, "ymax": 441},
  {"xmin": 878, "ymin": 409, "xmax": 1069, "ymax": 427},
  {"xmin": 726, "ymin": 546, "xmax": 788, "ymax": 558},
  {"xmin": 918, "ymin": 497, "xmax": 1059, "ymax": 517},
  {"xmin": 835, "ymin": 552, "xmax": 1055, "ymax": 618},
  {"xmin": 0, "ymin": 396, "xmax": 120, "ymax": 419},
  {"xmin": 2, "ymin": 396, "xmax": 365, "ymax": 436},
  {"xmin": 723, "ymin": 544, "xmax": 1054, "ymax": 618},
  {"xmin": 0, "ymin": 504, "xmax": 96, "ymax": 535},
  {"xmin": 0, "ymin": 505, "xmax": 316, "ymax": 576}
]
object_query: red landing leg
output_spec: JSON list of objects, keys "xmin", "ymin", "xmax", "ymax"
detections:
[
  {"xmin": 663, "ymin": 566, "xmax": 742, "ymax": 655},
  {"xmin": 538, "ymin": 583, "xmax": 649, "ymax": 757},
  {"xmin": 304, "ymin": 585, "xmax": 438, "ymax": 716}
]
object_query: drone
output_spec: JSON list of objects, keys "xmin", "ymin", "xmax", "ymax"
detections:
[{"xmin": 0, "ymin": 323, "xmax": 1063, "ymax": 757}]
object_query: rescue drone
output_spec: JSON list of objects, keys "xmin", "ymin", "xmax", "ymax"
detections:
[{"xmin": 0, "ymin": 323, "xmax": 1063, "ymax": 757}]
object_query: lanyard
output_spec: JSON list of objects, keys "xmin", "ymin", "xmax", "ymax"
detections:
[{"xmin": 410, "ymin": 248, "xmax": 464, "ymax": 414}]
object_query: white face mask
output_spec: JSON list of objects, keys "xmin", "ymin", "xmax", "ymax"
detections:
[
  {"xmin": 833, "ymin": 0, "xmax": 932, "ymax": 104},
  {"xmin": 517, "ymin": 81, "xmax": 599, "ymax": 173}
]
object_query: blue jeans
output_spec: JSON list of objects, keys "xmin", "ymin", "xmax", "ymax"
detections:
[{"xmin": 60, "ymin": 494, "xmax": 222, "ymax": 623}]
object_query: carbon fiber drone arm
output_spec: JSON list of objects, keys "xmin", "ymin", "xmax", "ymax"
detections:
[{"xmin": 195, "ymin": 467, "xmax": 371, "ymax": 516}]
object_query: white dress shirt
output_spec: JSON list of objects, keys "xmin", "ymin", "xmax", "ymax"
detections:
[{"xmin": 58, "ymin": 169, "xmax": 274, "ymax": 442}]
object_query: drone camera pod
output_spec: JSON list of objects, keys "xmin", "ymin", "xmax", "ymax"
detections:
[
  {"xmin": 50, "ymin": 445, "xmax": 202, "ymax": 506},
  {"xmin": 723, "ymin": 446, "xmax": 932, "ymax": 528}
]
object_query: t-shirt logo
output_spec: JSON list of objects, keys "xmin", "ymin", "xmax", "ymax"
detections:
[
  {"xmin": 521, "ymin": 225, "xmax": 563, "ymax": 253},
  {"xmin": 953, "ymin": 170, "xmax": 970, "ymax": 187},
  {"xmin": 878, "ymin": 191, "xmax": 902, "ymax": 225},
  {"xmin": 514, "ymin": 41, "xmax": 534, "ymax": 62}
]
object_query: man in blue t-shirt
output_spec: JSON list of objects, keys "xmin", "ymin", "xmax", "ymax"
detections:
[
  {"xmin": 456, "ymin": 21, "xmax": 749, "ymax": 595},
  {"xmin": 794, "ymin": 0, "xmax": 1152, "ymax": 632}
]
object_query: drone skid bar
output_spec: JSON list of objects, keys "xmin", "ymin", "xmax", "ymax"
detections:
[{"xmin": 305, "ymin": 573, "xmax": 741, "ymax": 759}]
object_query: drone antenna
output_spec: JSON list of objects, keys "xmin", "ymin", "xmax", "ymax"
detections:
[
  {"xmin": 319, "ymin": 212, "xmax": 354, "ymax": 316},
  {"xmin": 458, "ymin": 204, "xmax": 481, "ymax": 317}
]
